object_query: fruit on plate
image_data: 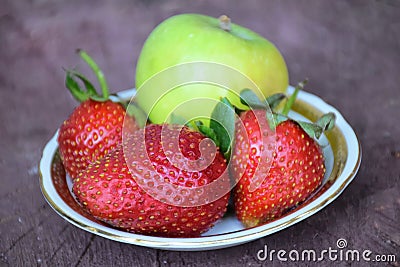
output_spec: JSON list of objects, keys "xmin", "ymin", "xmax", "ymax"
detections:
[
  {"xmin": 58, "ymin": 50, "xmax": 138, "ymax": 180},
  {"xmin": 73, "ymin": 124, "xmax": 230, "ymax": 237},
  {"xmin": 135, "ymin": 13, "xmax": 288, "ymax": 125},
  {"xmin": 231, "ymin": 81, "xmax": 336, "ymax": 227}
]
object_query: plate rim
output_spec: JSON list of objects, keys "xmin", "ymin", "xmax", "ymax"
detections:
[{"xmin": 39, "ymin": 87, "xmax": 361, "ymax": 251}]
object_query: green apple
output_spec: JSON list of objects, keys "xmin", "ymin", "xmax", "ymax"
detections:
[{"xmin": 135, "ymin": 13, "xmax": 288, "ymax": 125}]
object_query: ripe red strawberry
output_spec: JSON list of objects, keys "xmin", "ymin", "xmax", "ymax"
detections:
[
  {"xmin": 232, "ymin": 110, "xmax": 326, "ymax": 227},
  {"xmin": 73, "ymin": 124, "xmax": 230, "ymax": 237},
  {"xmin": 57, "ymin": 50, "xmax": 138, "ymax": 179},
  {"xmin": 231, "ymin": 82, "xmax": 335, "ymax": 227},
  {"xmin": 58, "ymin": 99, "xmax": 138, "ymax": 179}
]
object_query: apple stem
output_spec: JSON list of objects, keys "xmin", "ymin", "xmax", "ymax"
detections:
[{"xmin": 219, "ymin": 15, "xmax": 231, "ymax": 31}]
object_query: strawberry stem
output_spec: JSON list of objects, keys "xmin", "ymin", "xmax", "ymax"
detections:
[
  {"xmin": 76, "ymin": 49, "xmax": 110, "ymax": 100},
  {"xmin": 282, "ymin": 79, "xmax": 308, "ymax": 116}
]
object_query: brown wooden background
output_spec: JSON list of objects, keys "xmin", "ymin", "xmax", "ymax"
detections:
[{"xmin": 1, "ymin": 0, "xmax": 399, "ymax": 266}]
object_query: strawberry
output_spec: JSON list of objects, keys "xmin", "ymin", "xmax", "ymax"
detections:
[
  {"xmin": 73, "ymin": 124, "xmax": 230, "ymax": 237},
  {"xmin": 58, "ymin": 99, "xmax": 138, "ymax": 179},
  {"xmin": 231, "ymin": 81, "xmax": 335, "ymax": 227},
  {"xmin": 57, "ymin": 50, "xmax": 138, "ymax": 179}
]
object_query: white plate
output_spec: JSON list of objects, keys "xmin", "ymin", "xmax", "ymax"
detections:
[{"xmin": 39, "ymin": 86, "xmax": 361, "ymax": 251}]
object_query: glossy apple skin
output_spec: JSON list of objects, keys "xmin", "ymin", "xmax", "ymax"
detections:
[{"xmin": 135, "ymin": 13, "xmax": 288, "ymax": 125}]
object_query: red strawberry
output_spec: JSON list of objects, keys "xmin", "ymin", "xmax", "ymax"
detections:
[
  {"xmin": 73, "ymin": 124, "xmax": 230, "ymax": 237},
  {"xmin": 232, "ymin": 110, "xmax": 326, "ymax": 227},
  {"xmin": 57, "ymin": 50, "xmax": 138, "ymax": 179},
  {"xmin": 58, "ymin": 99, "xmax": 137, "ymax": 179},
  {"xmin": 231, "ymin": 82, "xmax": 335, "ymax": 227}
]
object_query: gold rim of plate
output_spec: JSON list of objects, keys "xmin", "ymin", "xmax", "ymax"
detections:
[{"xmin": 39, "ymin": 88, "xmax": 361, "ymax": 250}]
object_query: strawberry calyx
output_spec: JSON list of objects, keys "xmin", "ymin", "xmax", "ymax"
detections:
[
  {"xmin": 239, "ymin": 80, "xmax": 336, "ymax": 140},
  {"xmin": 189, "ymin": 79, "xmax": 335, "ymax": 160},
  {"xmin": 65, "ymin": 49, "xmax": 110, "ymax": 103},
  {"xmin": 239, "ymin": 89, "xmax": 286, "ymax": 111},
  {"xmin": 194, "ymin": 97, "xmax": 236, "ymax": 159},
  {"xmin": 159, "ymin": 98, "xmax": 236, "ymax": 160},
  {"xmin": 65, "ymin": 49, "xmax": 149, "ymax": 128}
]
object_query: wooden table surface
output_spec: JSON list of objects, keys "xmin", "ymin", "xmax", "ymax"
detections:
[{"xmin": 1, "ymin": 0, "xmax": 399, "ymax": 266}]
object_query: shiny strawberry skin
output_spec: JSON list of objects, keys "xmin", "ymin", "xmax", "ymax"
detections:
[
  {"xmin": 231, "ymin": 110, "xmax": 326, "ymax": 227},
  {"xmin": 58, "ymin": 99, "xmax": 138, "ymax": 179},
  {"xmin": 73, "ymin": 124, "xmax": 230, "ymax": 237}
]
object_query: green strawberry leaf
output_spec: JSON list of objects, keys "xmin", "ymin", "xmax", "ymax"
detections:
[
  {"xmin": 209, "ymin": 97, "xmax": 235, "ymax": 158},
  {"xmin": 266, "ymin": 112, "xmax": 288, "ymax": 130},
  {"xmin": 240, "ymin": 89, "xmax": 286, "ymax": 113},
  {"xmin": 316, "ymin": 112, "xmax": 336, "ymax": 132},
  {"xmin": 197, "ymin": 124, "xmax": 220, "ymax": 148},
  {"xmin": 296, "ymin": 112, "xmax": 336, "ymax": 140},
  {"xmin": 266, "ymin": 93, "xmax": 287, "ymax": 110},
  {"xmin": 68, "ymin": 70, "xmax": 98, "ymax": 97},
  {"xmin": 168, "ymin": 112, "xmax": 188, "ymax": 126},
  {"xmin": 297, "ymin": 121, "xmax": 324, "ymax": 139},
  {"xmin": 65, "ymin": 71, "xmax": 89, "ymax": 102},
  {"xmin": 65, "ymin": 69, "xmax": 108, "ymax": 102},
  {"xmin": 297, "ymin": 112, "xmax": 336, "ymax": 139},
  {"xmin": 239, "ymin": 89, "xmax": 267, "ymax": 109},
  {"xmin": 265, "ymin": 110, "xmax": 276, "ymax": 131},
  {"xmin": 223, "ymin": 148, "xmax": 231, "ymax": 161}
]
